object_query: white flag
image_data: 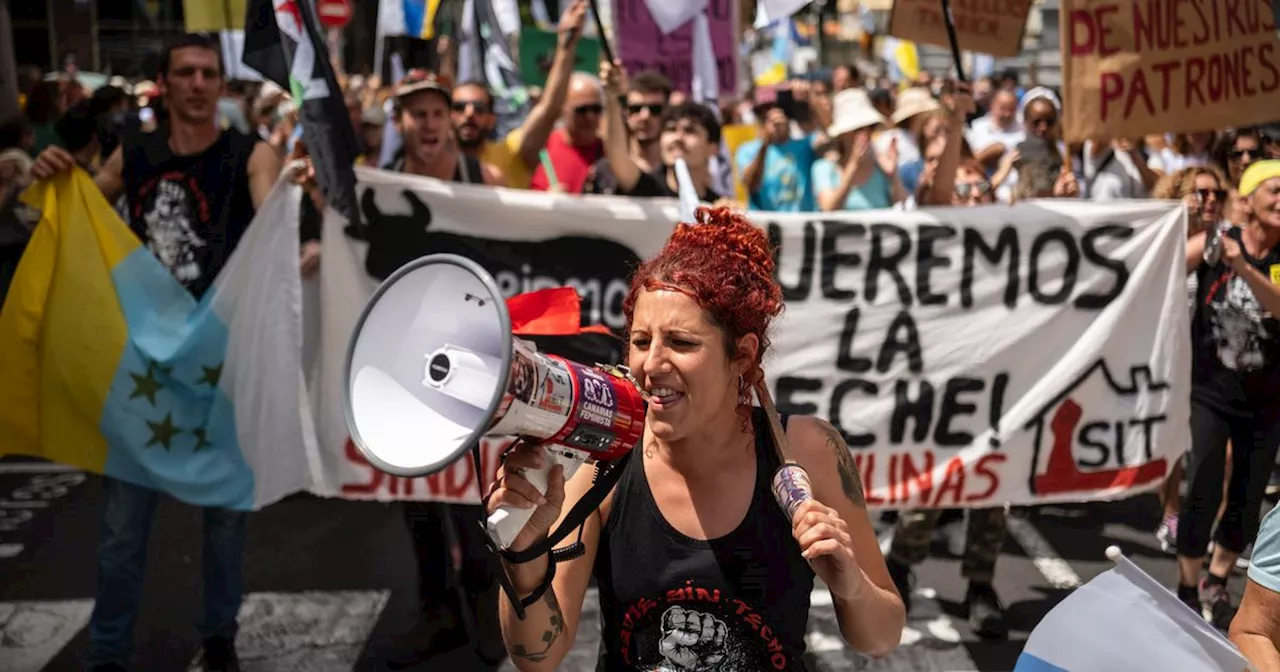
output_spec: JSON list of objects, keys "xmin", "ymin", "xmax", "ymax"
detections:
[
  {"xmin": 1016, "ymin": 547, "xmax": 1252, "ymax": 671},
  {"xmin": 643, "ymin": 0, "xmax": 709, "ymax": 34},
  {"xmin": 754, "ymin": 0, "xmax": 810, "ymax": 29}
]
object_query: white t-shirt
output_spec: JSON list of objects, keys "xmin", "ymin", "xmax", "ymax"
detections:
[
  {"xmin": 1084, "ymin": 140, "xmax": 1149, "ymax": 200},
  {"xmin": 873, "ymin": 127, "xmax": 921, "ymax": 168},
  {"xmin": 1148, "ymin": 148, "xmax": 1210, "ymax": 174},
  {"xmin": 966, "ymin": 115, "xmax": 1024, "ymax": 156}
]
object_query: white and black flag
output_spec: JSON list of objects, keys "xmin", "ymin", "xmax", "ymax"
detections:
[
  {"xmin": 458, "ymin": 0, "xmax": 532, "ymax": 138},
  {"xmin": 243, "ymin": 0, "xmax": 361, "ymax": 230}
]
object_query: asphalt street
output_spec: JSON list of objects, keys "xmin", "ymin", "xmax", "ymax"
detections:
[{"xmin": 0, "ymin": 456, "xmax": 1253, "ymax": 672}]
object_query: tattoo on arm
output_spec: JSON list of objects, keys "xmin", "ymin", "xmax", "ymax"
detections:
[
  {"xmin": 823, "ymin": 424, "xmax": 866, "ymax": 508},
  {"xmin": 511, "ymin": 589, "xmax": 566, "ymax": 662}
]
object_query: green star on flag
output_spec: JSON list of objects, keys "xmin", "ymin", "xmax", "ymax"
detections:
[
  {"xmin": 128, "ymin": 362, "xmax": 165, "ymax": 406},
  {"xmin": 191, "ymin": 427, "xmax": 212, "ymax": 452},
  {"xmin": 145, "ymin": 412, "xmax": 181, "ymax": 451},
  {"xmin": 199, "ymin": 363, "xmax": 224, "ymax": 388}
]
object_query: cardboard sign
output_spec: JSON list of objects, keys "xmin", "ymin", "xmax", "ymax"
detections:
[
  {"xmin": 1061, "ymin": 0, "xmax": 1280, "ymax": 143},
  {"xmin": 888, "ymin": 0, "xmax": 1034, "ymax": 58}
]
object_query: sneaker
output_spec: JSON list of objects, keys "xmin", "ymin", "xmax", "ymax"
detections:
[
  {"xmin": 1155, "ymin": 514, "xmax": 1178, "ymax": 554},
  {"xmin": 1200, "ymin": 579, "xmax": 1237, "ymax": 631},
  {"xmin": 1177, "ymin": 585, "xmax": 1200, "ymax": 614},
  {"xmin": 964, "ymin": 582, "xmax": 1008, "ymax": 640},
  {"xmin": 200, "ymin": 636, "xmax": 240, "ymax": 672},
  {"xmin": 886, "ymin": 558, "xmax": 914, "ymax": 616},
  {"xmin": 1237, "ymin": 544, "xmax": 1254, "ymax": 570}
]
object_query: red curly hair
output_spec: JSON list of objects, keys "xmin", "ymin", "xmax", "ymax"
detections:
[{"xmin": 623, "ymin": 206, "xmax": 785, "ymax": 408}]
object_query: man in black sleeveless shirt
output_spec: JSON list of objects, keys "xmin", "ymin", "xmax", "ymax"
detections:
[
  {"xmin": 32, "ymin": 34, "xmax": 282, "ymax": 672},
  {"xmin": 371, "ymin": 70, "xmax": 508, "ymax": 669}
]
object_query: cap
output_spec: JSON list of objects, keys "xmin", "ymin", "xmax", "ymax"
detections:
[
  {"xmin": 1239, "ymin": 160, "xmax": 1280, "ymax": 197},
  {"xmin": 395, "ymin": 69, "xmax": 452, "ymax": 101}
]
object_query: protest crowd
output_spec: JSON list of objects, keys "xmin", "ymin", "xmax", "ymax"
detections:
[{"xmin": 5, "ymin": 0, "xmax": 1280, "ymax": 671}]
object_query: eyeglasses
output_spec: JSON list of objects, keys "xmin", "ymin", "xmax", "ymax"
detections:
[
  {"xmin": 574, "ymin": 103, "xmax": 604, "ymax": 116},
  {"xmin": 451, "ymin": 100, "xmax": 491, "ymax": 114},
  {"xmin": 956, "ymin": 181, "xmax": 992, "ymax": 199},
  {"xmin": 627, "ymin": 103, "xmax": 664, "ymax": 116},
  {"xmin": 1229, "ymin": 148, "xmax": 1260, "ymax": 162},
  {"xmin": 1196, "ymin": 188, "xmax": 1228, "ymax": 202}
]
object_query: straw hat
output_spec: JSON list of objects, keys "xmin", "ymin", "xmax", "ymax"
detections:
[
  {"xmin": 890, "ymin": 87, "xmax": 942, "ymax": 126},
  {"xmin": 827, "ymin": 88, "xmax": 888, "ymax": 137}
]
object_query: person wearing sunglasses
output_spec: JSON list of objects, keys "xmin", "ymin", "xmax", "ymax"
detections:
[
  {"xmin": 599, "ymin": 60, "xmax": 723, "ymax": 203},
  {"xmin": 1218, "ymin": 127, "xmax": 1270, "ymax": 186},
  {"xmin": 1178, "ymin": 161, "xmax": 1280, "ymax": 631},
  {"xmin": 583, "ymin": 70, "xmax": 673, "ymax": 196},
  {"xmin": 452, "ymin": 0, "xmax": 587, "ymax": 190},
  {"xmin": 529, "ymin": 70, "xmax": 606, "ymax": 194}
]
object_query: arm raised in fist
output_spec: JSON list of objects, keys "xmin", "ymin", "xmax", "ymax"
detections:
[{"xmin": 657, "ymin": 606, "xmax": 728, "ymax": 670}]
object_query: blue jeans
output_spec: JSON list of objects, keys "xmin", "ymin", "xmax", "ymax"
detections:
[{"xmin": 87, "ymin": 476, "xmax": 248, "ymax": 665}]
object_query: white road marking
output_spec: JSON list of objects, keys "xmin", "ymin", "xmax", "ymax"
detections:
[
  {"xmin": 0, "ymin": 543, "xmax": 24, "ymax": 558},
  {"xmin": 186, "ymin": 590, "xmax": 389, "ymax": 671},
  {"xmin": 0, "ymin": 599, "xmax": 95, "ymax": 672},
  {"xmin": 811, "ymin": 585, "xmax": 978, "ymax": 672},
  {"xmin": 0, "ymin": 464, "xmax": 79, "ymax": 475},
  {"xmin": 1006, "ymin": 516, "xmax": 1082, "ymax": 590}
]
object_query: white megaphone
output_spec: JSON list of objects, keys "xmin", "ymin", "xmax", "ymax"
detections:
[{"xmin": 342, "ymin": 254, "xmax": 647, "ymax": 550}]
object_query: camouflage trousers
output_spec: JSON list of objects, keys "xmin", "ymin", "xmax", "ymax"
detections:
[{"xmin": 887, "ymin": 507, "xmax": 1007, "ymax": 584}]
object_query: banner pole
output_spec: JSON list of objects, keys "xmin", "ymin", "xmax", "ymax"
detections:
[
  {"xmin": 938, "ymin": 0, "xmax": 967, "ymax": 82},
  {"xmin": 586, "ymin": 0, "xmax": 615, "ymax": 64}
]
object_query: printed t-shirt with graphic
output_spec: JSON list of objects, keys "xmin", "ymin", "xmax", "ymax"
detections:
[
  {"xmin": 122, "ymin": 129, "xmax": 260, "ymax": 299},
  {"xmin": 594, "ymin": 409, "xmax": 814, "ymax": 671},
  {"xmin": 482, "ymin": 128, "xmax": 533, "ymax": 189},
  {"xmin": 1191, "ymin": 226, "xmax": 1280, "ymax": 415},
  {"xmin": 734, "ymin": 137, "xmax": 816, "ymax": 212},
  {"xmin": 530, "ymin": 130, "xmax": 603, "ymax": 193}
]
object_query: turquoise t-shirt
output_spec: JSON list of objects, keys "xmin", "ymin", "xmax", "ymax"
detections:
[
  {"xmin": 734, "ymin": 137, "xmax": 815, "ymax": 212},
  {"xmin": 1249, "ymin": 505, "xmax": 1280, "ymax": 592},
  {"xmin": 811, "ymin": 158, "xmax": 893, "ymax": 211}
]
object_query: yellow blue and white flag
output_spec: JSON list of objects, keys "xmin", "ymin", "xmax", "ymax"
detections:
[{"xmin": 0, "ymin": 168, "xmax": 318, "ymax": 511}]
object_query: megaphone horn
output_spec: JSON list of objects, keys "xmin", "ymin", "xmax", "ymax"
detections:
[{"xmin": 343, "ymin": 254, "xmax": 647, "ymax": 549}]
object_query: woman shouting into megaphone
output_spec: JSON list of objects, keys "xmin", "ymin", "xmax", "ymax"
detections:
[{"xmin": 487, "ymin": 206, "xmax": 906, "ymax": 670}]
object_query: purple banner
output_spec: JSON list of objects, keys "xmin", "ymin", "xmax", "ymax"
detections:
[{"xmin": 612, "ymin": 0, "xmax": 739, "ymax": 96}]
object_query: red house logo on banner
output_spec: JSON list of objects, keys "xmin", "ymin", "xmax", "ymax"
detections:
[{"xmin": 1024, "ymin": 360, "xmax": 1170, "ymax": 497}]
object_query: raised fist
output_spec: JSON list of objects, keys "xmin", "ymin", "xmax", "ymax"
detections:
[{"xmin": 657, "ymin": 605, "xmax": 728, "ymax": 670}]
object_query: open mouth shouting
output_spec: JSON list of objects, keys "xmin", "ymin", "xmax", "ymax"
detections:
[{"xmin": 646, "ymin": 384, "xmax": 685, "ymax": 411}]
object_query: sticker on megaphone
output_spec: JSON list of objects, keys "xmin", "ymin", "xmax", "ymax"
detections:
[{"xmin": 771, "ymin": 463, "xmax": 814, "ymax": 521}]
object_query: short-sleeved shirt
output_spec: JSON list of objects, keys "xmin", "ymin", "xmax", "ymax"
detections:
[
  {"xmin": 530, "ymin": 130, "xmax": 603, "ymax": 193},
  {"xmin": 734, "ymin": 138, "xmax": 815, "ymax": 212},
  {"xmin": 481, "ymin": 128, "xmax": 533, "ymax": 189},
  {"xmin": 811, "ymin": 158, "xmax": 893, "ymax": 211},
  {"xmin": 622, "ymin": 166, "xmax": 720, "ymax": 202},
  {"xmin": 1250, "ymin": 505, "xmax": 1280, "ymax": 592}
]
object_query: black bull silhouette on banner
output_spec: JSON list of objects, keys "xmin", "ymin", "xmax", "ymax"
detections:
[{"xmin": 352, "ymin": 188, "xmax": 642, "ymax": 365}]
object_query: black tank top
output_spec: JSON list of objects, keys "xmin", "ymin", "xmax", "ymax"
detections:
[
  {"xmin": 122, "ymin": 129, "xmax": 259, "ymax": 299},
  {"xmin": 594, "ymin": 409, "xmax": 815, "ymax": 671}
]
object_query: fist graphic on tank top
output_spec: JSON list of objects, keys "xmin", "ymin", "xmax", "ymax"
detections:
[{"xmin": 656, "ymin": 605, "xmax": 728, "ymax": 670}]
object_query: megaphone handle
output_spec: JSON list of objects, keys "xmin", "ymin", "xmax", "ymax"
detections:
[{"xmin": 488, "ymin": 447, "xmax": 583, "ymax": 550}]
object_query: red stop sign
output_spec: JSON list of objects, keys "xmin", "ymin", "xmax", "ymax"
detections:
[{"xmin": 316, "ymin": 0, "xmax": 352, "ymax": 29}]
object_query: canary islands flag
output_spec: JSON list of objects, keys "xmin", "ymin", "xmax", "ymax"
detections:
[{"xmin": 0, "ymin": 168, "xmax": 318, "ymax": 511}]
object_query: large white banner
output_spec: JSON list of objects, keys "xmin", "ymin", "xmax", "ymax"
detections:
[{"xmin": 307, "ymin": 168, "xmax": 1190, "ymax": 510}]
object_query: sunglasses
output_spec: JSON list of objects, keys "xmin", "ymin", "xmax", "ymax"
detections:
[
  {"xmin": 627, "ymin": 103, "xmax": 665, "ymax": 116},
  {"xmin": 451, "ymin": 100, "xmax": 491, "ymax": 114},
  {"xmin": 1229, "ymin": 148, "xmax": 1260, "ymax": 161},
  {"xmin": 956, "ymin": 181, "xmax": 992, "ymax": 198},
  {"xmin": 1196, "ymin": 188, "xmax": 1228, "ymax": 202},
  {"xmin": 574, "ymin": 103, "xmax": 604, "ymax": 116}
]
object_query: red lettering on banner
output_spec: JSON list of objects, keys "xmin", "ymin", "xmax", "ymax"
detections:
[
  {"xmin": 900, "ymin": 451, "xmax": 934, "ymax": 506},
  {"xmin": 968, "ymin": 453, "xmax": 1005, "ymax": 502},
  {"xmin": 1069, "ymin": 5, "xmax": 1121, "ymax": 56},
  {"xmin": 341, "ymin": 438, "xmax": 385, "ymax": 495},
  {"xmin": 932, "ymin": 457, "xmax": 967, "ymax": 506}
]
